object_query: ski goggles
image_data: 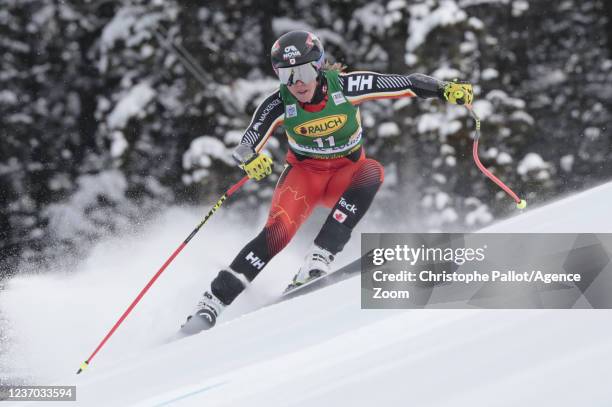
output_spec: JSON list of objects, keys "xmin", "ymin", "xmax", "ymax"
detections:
[{"xmin": 277, "ymin": 63, "xmax": 319, "ymax": 86}]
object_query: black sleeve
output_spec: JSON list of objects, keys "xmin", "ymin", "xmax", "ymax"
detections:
[
  {"xmin": 239, "ymin": 90, "xmax": 285, "ymax": 151},
  {"xmin": 338, "ymin": 71, "xmax": 447, "ymax": 102}
]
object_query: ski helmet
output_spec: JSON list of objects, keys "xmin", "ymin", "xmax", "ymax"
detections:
[{"xmin": 271, "ymin": 31, "xmax": 324, "ymax": 85}]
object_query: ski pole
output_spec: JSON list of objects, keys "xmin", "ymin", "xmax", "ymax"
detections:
[
  {"xmin": 467, "ymin": 106, "xmax": 527, "ymax": 209},
  {"xmin": 76, "ymin": 175, "xmax": 250, "ymax": 374}
]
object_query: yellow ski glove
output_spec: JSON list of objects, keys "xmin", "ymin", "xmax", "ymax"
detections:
[
  {"xmin": 233, "ymin": 144, "xmax": 273, "ymax": 181},
  {"xmin": 241, "ymin": 153, "xmax": 273, "ymax": 181},
  {"xmin": 442, "ymin": 79, "xmax": 474, "ymax": 105}
]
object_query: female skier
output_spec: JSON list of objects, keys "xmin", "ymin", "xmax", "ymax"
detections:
[{"xmin": 182, "ymin": 30, "xmax": 473, "ymax": 333}]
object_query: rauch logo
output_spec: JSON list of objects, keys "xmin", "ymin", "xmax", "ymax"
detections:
[{"xmin": 294, "ymin": 114, "xmax": 348, "ymax": 138}]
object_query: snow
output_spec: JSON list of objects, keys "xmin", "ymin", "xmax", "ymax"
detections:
[
  {"xmin": 0, "ymin": 158, "xmax": 20, "ymax": 176},
  {"xmin": 441, "ymin": 207, "xmax": 459, "ymax": 222},
  {"xmin": 467, "ymin": 16, "xmax": 484, "ymax": 30},
  {"xmin": 182, "ymin": 136, "xmax": 235, "ymax": 184},
  {"xmin": 440, "ymin": 144, "xmax": 456, "ymax": 155},
  {"xmin": 377, "ymin": 121, "xmax": 400, "ymax": 138},
  {"xmin": 517, "ymin": 152, "xmax": 550, "ymax": 175},
  {"xmin": 100, "ymin": 7, "xmax": 137, "ymax": 50},
  {"xmin": 216, "ymin": 78, "xmax": 278, "ymax": 113},
  {"xmin": 0, "ymin": 90, "xmax": 18, "ymax": 104},
  {"xmin": 107, "ymin": 82, "xmax": 156, "ymax": 129},
  {"xmin": 511, "ymin": 0, "xmax": 529, "ymax": 17},
  {"xmin": 404, "ymin": 52, "xmax": 418, "ymax": 66},
  {"xmin": 271, "ymin": 18, "xmax": 344, "ymax": 48},
  {"xmin": 183, "ymin": 136, "xmax": 234, "ymax": 169},
  {"xmin": 7, "ymin": 113, "xmax": 33, "ymax": 124},
  {"xmin": 352, "ymin": 3, "xmax": 386, "ymax": 35},
  {"xmin": 486, "ymin": 90, "xmax": 526, "ymax": 109},
  {"xmin": 584, "ymin": 126, "xmax": 601, "ymax": 139},
  {"xmin": 223, "ymin": 130, "xmax": 244, "ymax": 145},
  {"xmin": 560, "ymin": 154, "xmax": 574, "ymax": 172},
  {"xmin": 465, "ymin": 203, "xmax": 493, "ymax": 226},
  {"xmin": 432, "ymin": 173, "xmax": 447, "ymax": 184},
  {"xmin": 432, "ymin": 66, "xmax": 462, "ymax": 80},
  {"xmin": 481, "ymin": 68, "xmax": 498, "ymax": 80},
  {"xmin": 3, "ymin": 182, "xmax": 612, "ymax": 406},
  {"xmin": 473, "ymin": 99, "xmax": 493, "ymax": 119},
  {"xmin": 407, "ymin": 1, "xmax": 467, "ymax": 52},
  {"xmin": 100, "ymin": 6, "xmax": 161, "ymax": 51},
  {"xmin": 459, "ymin": 0, "xmax": 509, "ymax": 6},
  {"xmin": 387, "ymin": 0, "xmax": 407, "ymax": 11},
  {"xmin": 496, "ymin": 151, "xmax": 513, "ymax": 165},
  {"xmin": 435, "ymin": 191, "xmax": 451, "ymax": 210},
  {"xmin": 421, "ymin": 194, "xmax": 434, "ymax": 208},
  {"xmin": 417, "ymin": 108, "xmax": 466, "ymax": 137},
  {"xmin": 538, "ymin": 69, "xmax": 567, "ymax": 87},
  {"xmin": 510, "ymin": 110, "xmax": 535, "ymax": 125},
  {"xmin": 110, "ymin": 130, "xmax": 128, "ymax": 158},
  {"xmin": 43, "ymin": 170, "xmax": 129, "ymax": 241}
]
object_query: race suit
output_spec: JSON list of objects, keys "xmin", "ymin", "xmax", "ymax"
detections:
[{"xmin": 210, "ymin": 70, "xmax": 446, "ymax": 305}]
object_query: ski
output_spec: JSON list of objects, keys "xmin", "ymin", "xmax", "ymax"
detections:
[
  {"xmin": 170, "ymin": 249, "xmax": 381, "ymax": 340},
  {"xmin": 276, "ymin": 248, "xmax": 379, "ymax": 302}
]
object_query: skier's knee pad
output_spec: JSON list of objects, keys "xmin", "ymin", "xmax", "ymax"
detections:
[
  {"xmin": 352, "ymin": 159, "xmax": 384, "ymax": 187},
  {"xmin": 265, "ymin": 219, "xmax": 294, "ymax": 257},
  {"xmin": 211, "ymin": 269, "xmax": 246, "ymax": 305}
]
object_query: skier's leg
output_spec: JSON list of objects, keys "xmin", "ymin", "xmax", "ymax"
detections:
[
  {"xmin": 290, "ymin": 157, "xmax": 384, "ymax": 286},
  {"xmin": 316, "ymin": 157, "xmax": 384, "ymax": 253},
  {"xmin": 210, "ymin": 163, "xmax": 325, "ymax": 305},
  {"xmin": 182, "ymin": 164, "xmax": 325, "ymax": 332}
]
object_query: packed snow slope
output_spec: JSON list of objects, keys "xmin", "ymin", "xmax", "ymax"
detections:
[{"xmin": 4, "ymin": 182, "xmax": 612, "ymax": 406}]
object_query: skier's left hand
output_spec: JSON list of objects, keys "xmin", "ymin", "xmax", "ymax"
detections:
[{"xmin": 442, "ymin": 79, "xmax": 473, "ymax": 106}]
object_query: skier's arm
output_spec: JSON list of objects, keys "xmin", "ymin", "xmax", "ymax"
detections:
[
  {"xmin": 232, "ymin": 90, "xmax": 285, "ymax": 180},
  {"xmin": 236, "ymin": 90, "xmax": 285, "ymax": 153},
  {"xmin": 338, "ymin": 71, "xmax": 455, "ymax": 104}
]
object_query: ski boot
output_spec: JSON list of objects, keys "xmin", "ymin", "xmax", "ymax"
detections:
[
  {"xmin": 181, "ymin": 291, "xmax": 225, "ymax": 335},
  {"xmin": 285, "ymin": 245, "xmax": 334, "ymax": 293}
]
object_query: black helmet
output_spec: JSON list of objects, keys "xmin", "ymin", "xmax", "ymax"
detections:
[{"xmin": 271, "ymin": 30, "xmax": 325, "ymax": 74}]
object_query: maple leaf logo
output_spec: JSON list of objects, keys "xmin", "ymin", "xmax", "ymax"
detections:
[
  {"xmin": 333, "ymin": 209, "xmax": 347, "ymax": 223},
  {"xmin": 270, "ymin": 186, "xmax": 310, "ymax": 226}
]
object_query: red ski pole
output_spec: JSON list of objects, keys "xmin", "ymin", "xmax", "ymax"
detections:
[
  {"xmin": 467, "ymin": 106, "xmax": 527, "ymax": 209},
  {"xmin": 76, "ymin": 175, "xmax": 250, "ymax": 374}
]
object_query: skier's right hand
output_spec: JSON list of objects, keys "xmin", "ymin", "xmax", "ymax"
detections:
[{"xmin": 233, "ymin": 144, "xmax": 273, "ymax": 181}]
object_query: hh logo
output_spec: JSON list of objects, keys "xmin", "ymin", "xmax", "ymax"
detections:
[
  {"xmin": 333, "ymin": 209, "xmax": 347, "ymax": 223},
  {"xmin": 347, "ymin": 75, "xmax": 373, "ymax": 92},
  {"xmin": 294, "ymin": 114, "xmax": 347, "ymax": 138},
  {"xmin": 246, "ymin": 251, "xmax": 266, "ymax": 270}
]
